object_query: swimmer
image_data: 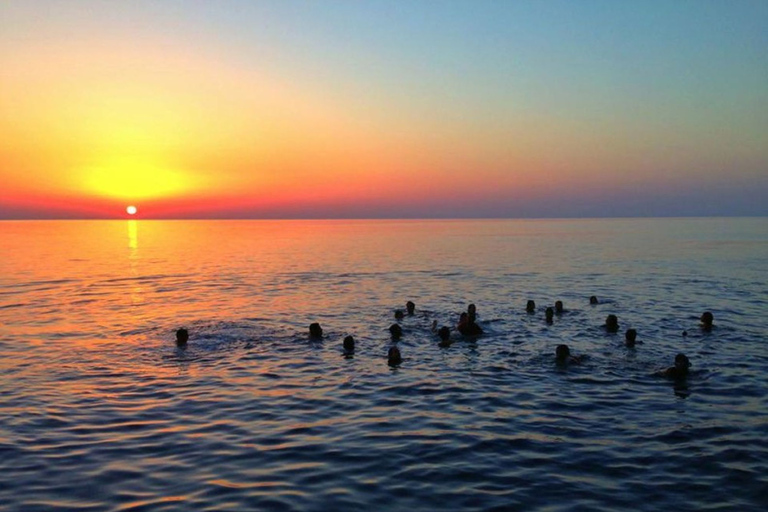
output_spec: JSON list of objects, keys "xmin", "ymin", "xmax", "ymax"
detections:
[
  {"xmin": 437, "ymin": 326, "xmax": 452, "ymax": 347},
  {"xmin": 406, "ymin": 301, "xmax": 415, "ymax": 316},
  {"xmin": 394, "ymin": 309, "xmax": 405, "ymax": 320},
  {"xmin": 388, "ymin": 346, "xmax": 402, "ymax": 366},
  {"xmin": 457, "ymin": 311, "xmax": 483, "ymax": 336},
  {"xmin": 605, "ymin": 314, "xmax": 619, "ymax": 333},
  {"xmin": 658, "ymin": 353, "xmax": 691, "ymax": 379},
  {"xmin": 625, "ymin": 328, "xmax": 637, "ymax": 348},
  {"xmin": 343, "ymin": 335, "xmax": 355, "ymax": 354},
  {"xmin": 555, "ymin": 344, "xmax": 584, "ymax": 364},
  {"xmin": 309, "ymin": 322, "xmax": 323, "ymax": 339},
  {"xmin": 545, "ymin": 307, "xmax": 554, "ymax": 324},
  {"xmin": 466, "ymin": 320, "xmax": 483, "ymax": 336},
  {"xmin": 526, "ymin": 300, "xmax": 536, "ymax": 313},
  {"xmin": 700, "ymin": 311, "xmax": 714, "ymax": 332},
  {"xmin": 468, "ymin": 303, "xmax": 477, "ymax": 322},
  {"xmin": 389, "ymin": 323, "xmax": 403, "ymax": 340},
  {"xmin": 555, "ymin": 300, "xmax": 564, "ymax": 314},
  {"xmin": 457, "ymin": 312, "xmax": 469, "ymax": 335},
  {"xmin": 590, "ymin": 295, "xmax": 599, "ymax": 305},
  {"xmin": 176, "ymin": 328, "xmax": 189, "ymax": 347}
]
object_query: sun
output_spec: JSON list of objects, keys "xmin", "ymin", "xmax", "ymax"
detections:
[{"xmin": 126, "ymin": 205, "xmax": 138, "ymax": 215}]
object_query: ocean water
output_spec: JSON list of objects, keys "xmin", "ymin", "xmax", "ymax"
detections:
[{"xmin": 1, "ymin": 218, "xmax": 767, "ymax": 512}]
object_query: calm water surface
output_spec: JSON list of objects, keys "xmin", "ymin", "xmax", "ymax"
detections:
[{"xmin": 1, "ymin": 219, "xmax": 767, "ymax": 511}]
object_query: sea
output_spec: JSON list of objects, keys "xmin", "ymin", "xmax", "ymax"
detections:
[{"xmin": 1, "ymin": 218, "xmax": 767, "ymax": 512}]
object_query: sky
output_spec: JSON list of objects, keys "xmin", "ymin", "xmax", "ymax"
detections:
[{"xmin": 1, "ymin": 0, "xmax": 766, "ymax": 219}]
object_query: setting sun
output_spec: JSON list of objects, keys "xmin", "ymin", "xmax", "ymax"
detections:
[{"xmin": 126, "ymin": 205, "xmax": 137, "ymax": 215}]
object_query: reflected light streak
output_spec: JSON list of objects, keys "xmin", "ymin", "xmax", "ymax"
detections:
[{"xmin": 127, "ymin": 219, "xmax": 138, "ymax": 251}]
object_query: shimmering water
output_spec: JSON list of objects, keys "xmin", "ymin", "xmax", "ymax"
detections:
[{"xmin": 1, "ymin": 218, "xmax": 767, "ymax": 511}]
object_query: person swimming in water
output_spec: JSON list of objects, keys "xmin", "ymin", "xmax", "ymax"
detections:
[
  {"xmin": 437, "ymin": 326, "xmax": 452, "ymax": 347},
  {"xmin": 388, "ymin": 346, "xmax": 402, "ymax": 366},
  {"xmin": 590, "ymin": 295, "xmax": 599, "ymax": 305},
  {"xmin": 406, "ymin": 301, "xmax": 415, "ymax": 316},
  {"xmin": 625, "ymin": 328, "xmax": 637, "ymax": 348},
  {"xmin": 700, "ymin": 311, "xmax": 714, "ymax": 332},
  {"xmin": 176, "ymin": 328, "xmax": 189, "ymax": 347},
  {"xmin": 394, "ymin": 309, "xmax": 405, "ymax": 320},
  {"xmin": 389, "ymin": 323, "xmax": 403, "ymax": 340},
  {"xmin": 555, "ymin": 300, "xmax": 564, "ymax": 314},
  {"xmin": 605, "ymin": 314, "xmax": 619, "ymax": 333},
  {"xmin": 545, "ymin": 307, "xmax": 554, "ymax": 324},
  {"xmin": 309, "ymin": 322, "xmax": 323, "ymax": 339},
  {"xmin": 555, "ymin": 344, "xmax": 584, "ymax": 365},
  {"xmin": 526, "ymin": 300, "xmax": 536, "ymax": 313},
  {"xmin": 468, "ymin": 303, "xmax": 477, "ymax": 321},
  {"xmin": 457, "ymin": 311, "xmax": 483, "ymax": 336},
  {"xmin": 658, "ymin": 353, "xmax": 691, "ymax": 379},
  {"xmin": 457, "ymin": 312, "xmax": 469, "ymax": 334},
  {"xmin": 343, "ymin": 335, "xmax": 355, "ymax": 354}
]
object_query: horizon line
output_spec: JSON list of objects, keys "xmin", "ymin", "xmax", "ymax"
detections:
[{"xmin": 1, "ymin": 214, "xmax": 766, "ymax": 222}]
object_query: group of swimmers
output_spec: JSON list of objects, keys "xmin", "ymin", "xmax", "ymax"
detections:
[{"xmin": 174, "ymin": 297, "xmax": 715, "ymax": 378}]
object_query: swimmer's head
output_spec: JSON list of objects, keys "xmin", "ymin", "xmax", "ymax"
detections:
[
  {"xmin": 545, "ymin": 307, "xmax": 554, "ymax": 322},
  {"xmin": 438, "ymin": 326, "xmax": 450, "ymax": 342},
  {"xmin": 176, "ymin": 328, "xmax": 189, "ymax": 346},
  {"xmin": 675, "ymin": 353, "xmax": 691, "ymax": 370},
  {"xmin": 406, "ymin": 301, "xmax": 415, "ymax": 315},
  {"xmin": 388, "ymin": 346, "xmax": 402, "ymax": 366},
  {"xmin": 309, "ymin": 322, "xmax": 323, "ymax": 339},
  {"xmin": 555, "ymin": 344, "xmax": 571, "ymax": 362},
  {"xmin": 468, "ymin": 303, "xmax": 476, "ymax": 315},
  {"xmin": 625, "ymin": 328, "xmax": 637, "ymax": 347},
  {"xmin": 389, "ymin": 323, "xmax": 403, "ymax": 339},
  {"xmin": 555, "ymin": 300, "xmax": 563, "ymax": 314},
  {"xmin": 526, "ymin": 300, "xmax": 536, "ymax": 313},
  {"xmin": 394, "ymin": 309, "xmax": 405, "ymax": 320},
  {"xmin": 605, "ymin": 314, "xmax": 619, "ymax": 333},
  {"xmin": 343, "ymin": 335, "xmax": 355, "ymax": 353},
  {"xmin": 700, "ymin": 311, "xmax": 714, "ymax": 329},
  {"xmin": 589, "ymin": 295, "xmax": 599, "ymax": 305}
]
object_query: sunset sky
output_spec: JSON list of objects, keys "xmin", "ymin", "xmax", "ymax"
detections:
[{"xmin": 1, "ymin": 0, "xmax": 766, "ymax": 219}]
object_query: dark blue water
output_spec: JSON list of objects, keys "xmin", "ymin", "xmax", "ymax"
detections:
[{"xmin": 1, "ymin": 219, "xmax": 767, "ymax": 511}]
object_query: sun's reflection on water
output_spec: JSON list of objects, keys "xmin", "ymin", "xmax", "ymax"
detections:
[
  {"xmin": 126, "ymin": 219, "xmax": 144, "ymax": 306},
  {"xmin": 127, "ymin": 219, "xmax": 138, "ymax": 252}
]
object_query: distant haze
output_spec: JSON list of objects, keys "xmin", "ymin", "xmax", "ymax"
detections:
[{"xmin": 1, "ymin": 1, "xmax": 767, "ymax": 219}]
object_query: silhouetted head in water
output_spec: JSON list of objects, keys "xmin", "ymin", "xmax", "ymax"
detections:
[
  {"xmin": 675, "ymin": 353, "xmax": 691, "ymax": 370},
  {"xmin": 590, "ymin": 295, "xmax": 599, "ymax": 305},
  {"xmin": 309, "ymin": 322, "xmax": 323, "ymax": 339},
  {"xmin": 555, "ymin": 300, "xmax": 564, "ymax": 314},
  {"xmin": 457, "ymin": 312, "xmax": 469, "ymax": 335},
  {"xmin": 467, "ymin": 303, "xmax": 477, "ymax": 322},
  {"xmin": 545, "ymin": 307, "xmax": 554, "ymax": 323},
  {"xmin": 388, "ymin": 346, "xmax": 402, "ymax": 366},
  {"xmin": 555, "ymin": 344, "xmax": 571, "ymax": 362},
  {"xmin": 625, "ymin": 328, "xmax": 637, "ymax": 347},
  {"xmin": 343, "ymin": 335, "xmax": 355, "ymax": 353},
  {"xmin": 394, "ymin": 309, "xmax": 404, "ymax": 320},
  {"xmin": 661, "ymin": 353, "xmax": 691, "ymax": 379},
  {"xmin": 605, "ymin": 314, "xmax": 619, "ymax": 333},
  {"xmin": 526, "ymin": 300, "xmax": 536, "ymax": 313},
  {"xmin": 389, "ymin": 323, "xmax": 402, "ymax": 340},
  {"xmin": 438, "ymin": 326, "xmax": 451, "ymax": 343},
  {"xmin": 176, "ymin": 328, "xmax": 189, "ymax": 347},
  {"xmin": 700, "ymin": 311, "xmax": 714, "ymax": 331},
  {"xmin": 406, "ymin": 301, "xmax": 415, "ymax": 316}
]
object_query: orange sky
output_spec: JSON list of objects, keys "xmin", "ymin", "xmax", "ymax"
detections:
[{"xmin": 1, "ymin": 2, "xmax": 766, "ymax": 218}]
